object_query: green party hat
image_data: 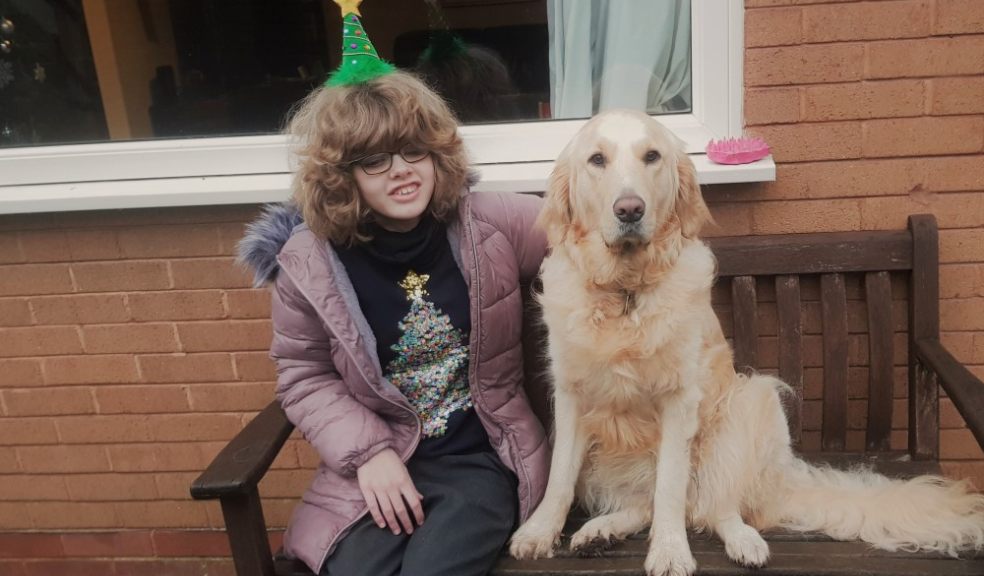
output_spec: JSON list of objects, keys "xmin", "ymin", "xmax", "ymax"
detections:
[{"xmin": 327, "ymin": 0, "xmax": 395, "ymax": 87}]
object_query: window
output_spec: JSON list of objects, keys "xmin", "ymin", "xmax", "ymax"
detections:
[{"xmin": 0, "ymin": 0, "xmax": 765, "ymax": 214}]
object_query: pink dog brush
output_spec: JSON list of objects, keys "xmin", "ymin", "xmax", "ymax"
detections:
[{"xmin": 705, "ymin": 136, "xmax": 771, "ymax": 165}]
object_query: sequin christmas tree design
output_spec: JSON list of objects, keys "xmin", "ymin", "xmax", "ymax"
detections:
[{"xmin": 387, "ymin": 270, "xmax": 472, "ymax": 437}]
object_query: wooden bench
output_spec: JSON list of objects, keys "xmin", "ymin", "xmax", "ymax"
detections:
[{"xmin": 191, "ymin": 214, "xmax": 984, "ymax": 576}]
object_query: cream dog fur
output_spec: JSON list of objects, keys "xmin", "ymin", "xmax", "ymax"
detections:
[{"xmin": 508, "ymin": 109, "xmax": 984, "ymax": 576}]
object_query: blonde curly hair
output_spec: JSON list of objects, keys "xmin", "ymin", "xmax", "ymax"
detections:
[{"xmin": 287, "ymin": 71, "xmax": 470, "ymax": 246}]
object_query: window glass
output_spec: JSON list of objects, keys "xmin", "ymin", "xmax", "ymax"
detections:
[{"xmin": 0, "ymin": 0, "xmax": 691, "ymax": 148}]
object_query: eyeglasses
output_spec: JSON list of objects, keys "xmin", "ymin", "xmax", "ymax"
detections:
[{"xmin": 343, "ymin": 146, "xmax": 430, "ymax": 176}]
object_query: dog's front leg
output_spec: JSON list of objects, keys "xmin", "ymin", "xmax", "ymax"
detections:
[
  {"xmin": 644, "ymin": 389, "xmax": 700, "ymax": 576},
  {"xmin": 510, "ymin": 385, "xmax": 588, "ymax": 559}
]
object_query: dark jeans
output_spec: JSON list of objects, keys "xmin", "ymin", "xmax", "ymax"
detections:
[{"xmin": 320, "ymin": 451, "xmax": 518, "ymax": 576}]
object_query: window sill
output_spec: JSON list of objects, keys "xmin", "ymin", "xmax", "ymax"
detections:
[{"xmin": 0, "ymin": 155, "xmax": 774, "ymax": 215}]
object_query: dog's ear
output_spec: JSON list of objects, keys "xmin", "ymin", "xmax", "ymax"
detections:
[
  {"xmin": 675, "ymin": 149, "xmax": 712, "ymax": 239},
  {"xmin": 537, "ymin": 148, "xmax": 574, "ymax": 245}
]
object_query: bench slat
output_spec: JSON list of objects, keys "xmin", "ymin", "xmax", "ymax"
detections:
[
  {"xmin": 865, "ymin": 271, "xmax": 895, "ymax": 451},
  {"xmin": 908, "ymin": 215, "xmax": 940, "ymax": 460},
  {"xmin": 731, "ymin": 276, "xmax": 757, "ymax": 373},
  {"xmin": 776, "ymin": 275, "xmax": 803, "ymax": 446},
  {"xmin": 821, "ymin": 273, "xmax": 849, "ymax": 452}
]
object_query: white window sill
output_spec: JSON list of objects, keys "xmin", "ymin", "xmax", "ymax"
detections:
[{"xmin": 0, "ymin": 155, "xmax": 774, "ymax": 215}]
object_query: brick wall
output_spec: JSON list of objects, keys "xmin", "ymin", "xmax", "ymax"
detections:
[{"xmin": 1, "ymin": 0, "xmax": 982, "ymax": 572}]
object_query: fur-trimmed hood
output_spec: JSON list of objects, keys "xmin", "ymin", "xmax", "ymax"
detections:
[{"xmin": 236, "ymin": 203, "xmax": 304, "ymax": 287}]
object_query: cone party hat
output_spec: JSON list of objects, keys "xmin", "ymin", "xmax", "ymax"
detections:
[{"xmin": 327, "ymin": 0, "xmax": 395, "ymax": 87}]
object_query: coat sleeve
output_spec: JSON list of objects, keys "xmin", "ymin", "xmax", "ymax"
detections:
[
  {"xmin": 492, "ymin": 192, "xmax": 548, "ymax": 282},
  {"xmin": 269, "ymin": 269, "xmax": 395, "ymax": 477}
]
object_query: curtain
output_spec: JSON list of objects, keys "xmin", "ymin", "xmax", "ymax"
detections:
[{"xmin": 548, "ymin": 0, "xmax": 692, "ymax": 119}]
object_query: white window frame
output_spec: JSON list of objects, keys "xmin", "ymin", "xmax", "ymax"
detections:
[{"xmin": 0, "ymin": 0, "xmax": 772, "ymax": 214}]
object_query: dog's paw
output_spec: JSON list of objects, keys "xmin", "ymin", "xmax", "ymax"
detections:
[
  {"xmin": 644, "ymin": 537, "xmax": 696, "ymax": 576},
  {"xmin": 723, "ymin": 524, "xmax": 770, "ymax": 568},
  {"xmin": 569, "ymin": 516, "xmax": 625, "ymax": 556},
  {"xmin": 509, "ymin": 521, "xmax": 560, "ymax": 560}
]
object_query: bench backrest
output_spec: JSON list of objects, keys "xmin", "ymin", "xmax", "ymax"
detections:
[{"xmin": 520, "ymin": 214, "xmax": 940, "ymax": 461}]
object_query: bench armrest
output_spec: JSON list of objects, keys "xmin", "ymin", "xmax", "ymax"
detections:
[
  {"xmin": 190, "ymin": 400, "xmax": 295, "ymax": 500},
  {"xmin": 914, "ymin": 338, "xmax": 984, "ymax": 452}
]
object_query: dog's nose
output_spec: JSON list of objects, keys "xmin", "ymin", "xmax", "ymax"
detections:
[{"xmin": 613, "ymin": 196, "xmax": 645, "ymax": 223}]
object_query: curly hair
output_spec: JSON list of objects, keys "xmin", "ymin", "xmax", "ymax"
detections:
[{"xmin": 286, "ymin": 71, "xmax": 470, "ymax": 246}]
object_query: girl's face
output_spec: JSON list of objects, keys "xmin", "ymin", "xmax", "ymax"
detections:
[{"xmin": 352, "ymin": 147, "xmax": 436, "ymax": 233}]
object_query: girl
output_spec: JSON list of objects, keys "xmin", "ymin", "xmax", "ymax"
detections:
[{"xmin": 240, "ymin": 67, "xmax": 549, "ymax": 576}]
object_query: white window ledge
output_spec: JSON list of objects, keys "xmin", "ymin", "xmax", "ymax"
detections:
[{"xmin": 0, "ymin": 155, "xmax": 774, "ymax": 215}]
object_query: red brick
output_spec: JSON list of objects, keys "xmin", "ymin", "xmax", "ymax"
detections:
[
  {"xmin": 934, "ymin": 0, "xmax": 984, "ymax": 35},
  {"xmin": 30, "ymin": 294, "xmax": 130, "ymax": 325},
  {"xmin": 82, "ymin": 323, "xmax": 180, "ymax": 354},
  {"xmin": 803, "ymin": 0, "xmax": 930, "ymax": 42},
  {"xmin": 187, "ymin": 382, "xmax": 274, "ymax": 412},
  {"xmin": 0, "ymin": 447, "xmax": 19, "ymax": 473},
  {"xmin": 749, "ymin": 122, "xmax": 862, "ymax": 163},
  {"xmin": 43, "ymin": 355, "xmax": 139, "ymax": 385},
  {"xmin": 941, "ymin": 397, "xmax": 969, "ymax": 430},
  {"xmin": 17, "ymin": 445, "xmax": 110, "ymax": 473},
  {"xmin": 931, "ymin": 76, "xmax": 984, "ymax": 115},
  {"xmin": 257, "ymin": 499, "xmax": 295, "ymax": 529},
  {"xmin": 3, "ymin": 387, "xmax": 96, "ymax": 416},
  {"xmin": 751, "ymin": 199, "xmax": 863, "ymax": 235},
  {"xmin": 232, "ymin": 352, "xmax": 276, "ymax": 382},
  {"xmin": 0, "ymin": 264, "xmax": 74, "ymax": 297},
  {"xmin": 64, "ymin": 473, "xmax": 159, "ymax": 501},
  {"xmin": 63, "ymin": 229, "xmax": 122, "ymax": 261},
  {"xmin": 107, "ymin": 443, "xmax": 225, "ymax": 473},
  {"xmin": 0, "ymin": 233, "xmax": 24, "ymax": 264},
  {"xmin": 225, "ymin": 289, "xmax": 271, "ymax": 319},
  {"xmin": 0, "ymin": 560, "xmax": 27, "ymax": 575},
  {"xmin": 744, "ymin": 87, "xmax": 800, "ymax": 126},
  {"xmin": 941, "ymin": 460, "xmax": 984, "ymax": 489},
  {"xmin": 0, "ymin": 326, "xmax": 83, "ymax": 358},
  {"xmin": 0, "ymin": 475, "xmax": 69, "ymax": 501},
  {"xmin": 0, "ymin": 299, "xmax": 32, "ymax": 327},
  {"xmin": 138, "ymin": 353, "xmax": 236, "ymax": 384},
  {"xmin": 217, "ymin": 223, "xmax": 248, "ymax": 256},
  {"xmin": 72, "ymin": 261, "xmax": 171, "ymax": 293},
  {"xmin": 94, "ymin": 385, "xmax": 190, "ymax": 414},
  {"xmin": 746, "ymin": 44, "xmax": 864, "ymax": 86},
  {"xmin": 760, "ymin": 159, "xmax": 922, "ymax": 201},
  {"xmin": 17, "ymin": 230, "xmax": 71, "ymax": 263},
  {"xmin": 117, "ymin": 226, "xmax": 222, "ymax": 259},
  {"xmin": 0, "ymin": 418, "xmax": 59, "ymax": 445},
  {"xmin": 701, "ymin": 201, "xmax": 754, "ymax": 237},
  {"xmin": 0, "ymin": 534, "xmax": 63, "ymax": 559},
  {"xmin": 940, "ymin": 228, "xmax": 984, "ymax": 263},
  {"xmin": 745, "ymin": 0, "xmax": 860, "ymax": 6},
  {"xmin": 115, "ymin": 501, "xmax": 209, "ymax": 529},
  {"xmin": 867, "ymin": 36, "xmax": 984, "ymax": 79},
  {"xmin": 0, "ymin": 503, "xmax": 34, "ymax": 530},
  {"xmin": 176, "ymin": 320, "xmax": 272, "ymax": 352},
  {"xmin": 941, "ymin": 428, "xmax": 984, "ymax": 459},
  {"xmin": 153, "ymin": 472, "xmax": 201, "ymax": 499},
  {"xmin": 941, "ymin": 297, "xmax": 984, "ymax": 331},
  {"xmin": 803, "ymin": 80, "xmax": 924, "ymax": 121},
  {"xmin": 55, "ymin": 415, "xmax": 154, "ymax": 444},
  {"xmin": 146, "ymin": 413, "xmax": 244, "ymax": 442},
  {"xmin": 745, "ymin": 7, "xmax": 802, "ymax": 47},
  {"xmin": 865, "ymin": 116, "xmax": 984, "ymax": 157},
  {"xmin": 128, "ymin": 291, "xmax": 226, "ymax": 321},
  {"xmin": 859, "ymin": 192, "xmax": 983, "ymax": 231},
  {"xmin": 28, "ymin": 502, "xmax": 119, "ymax": 530},
  {"xmin": 940, "ymin": 264, "xmax": 984, "ymax": 298},
  {"xmin": 152, "ymin": 530, "xmax": 231, "ymax": 557},
  {"xmin": 271, "ymin": 440, "xmax": 301, "ymax": 470},
  {"xmin": 60, "ymin": 531, "xmax": 155, "ymax": 558},
  {"xmin": 924, "ymin": 155, "xmax": 984, "ymax": 192},
  {"xmin": 170, "ymin": 258, "xmax": 252, "ymax": 290}
]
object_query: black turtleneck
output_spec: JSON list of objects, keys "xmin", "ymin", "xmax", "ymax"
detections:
[{"xmin": 335, "ymin": 216, "xmax": 491, "ymax": 457}]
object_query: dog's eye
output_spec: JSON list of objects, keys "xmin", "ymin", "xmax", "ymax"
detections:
[
  {"xmin": 589, "ymin": 153, "xmax": 606, "ymax": 167},
  {"xmin": 644, "ymin": 150, "xmax": 662, "ymax": 164}
]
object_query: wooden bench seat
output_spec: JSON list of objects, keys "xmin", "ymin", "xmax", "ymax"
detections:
[{"xmin": 191, "ymin": 214, "xmax": 984, "ymax": 576}]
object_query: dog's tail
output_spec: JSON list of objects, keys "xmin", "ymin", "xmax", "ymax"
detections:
[{"xmin": 773, "ymin": 456, "xmax": 984, "ymax": 556}]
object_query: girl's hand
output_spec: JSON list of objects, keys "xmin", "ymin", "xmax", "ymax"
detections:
[{"xmin": 356, "ymin": 448, "xmax": 425, "ymax": 535}]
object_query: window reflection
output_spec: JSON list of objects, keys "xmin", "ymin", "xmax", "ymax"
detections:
[{"xmin": 0, "ymin": 0, "xmax": 691, "ymax": 148}]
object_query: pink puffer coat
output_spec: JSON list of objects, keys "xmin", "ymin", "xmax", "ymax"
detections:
[{"xmin": 265, "ymin": 191, "xmax": 550, "ymax": 572}]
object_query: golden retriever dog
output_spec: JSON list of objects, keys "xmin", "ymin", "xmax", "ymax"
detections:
[{"xmin": 509, "ymin": 109, "xmax": 984, "ymax": 576}]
